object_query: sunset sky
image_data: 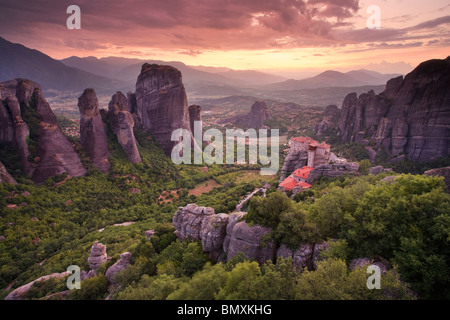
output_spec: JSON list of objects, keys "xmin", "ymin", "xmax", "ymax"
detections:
[{"xmin": 0, "ymin": 0, "xmax": 449, "ymax": 76}]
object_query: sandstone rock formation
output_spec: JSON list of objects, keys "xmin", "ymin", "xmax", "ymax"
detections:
[
  {"xmin": 105, "ymin": 252, "xmax": 132, "ymax": 286},
  {"xmin": 188, "ymin": 105, "xmax": 202, "ymax": 134},
  {"xmin": 220, "ymin": 100, "xmax": 272, "ymax": 129},
  {"xmin": 424, "ymin": 166, "xmax": 450, "ymax": 192},
  {"xmin": 308, "ymin": 162, "xmax": 360, "ymax": 182},
  {"xmin": 3, "ymin": 94, "xmax": 32, "ymax": 176},
  {"xmin": 173, "ymin": 204, "xmax": 333, "ymax": 268},
  {"xmin": 108, "ymin": 91, "xmax": 141, "ymax": 164},
  {"xmin": 31, "ymin": 88, "xmax": 86, "ymax": 183},
  {"xmin": 135, "ymin": 64, "xmax": 194, "ymax": 156},
  {"xmin": 1, "ymin": 79, "xmax": 87, "ymax": 183},
  {"xmin": 4, "ymin": 271, "xmax": 70, "ymax": 300},
  {"xmin": 337, "ymin": 57, "xmax": 450, "ymax": 162},
  {"xmin": 227, "ymin": 221, "xmax": 276, "ymax": 264},
  {"xmin": 87, "ymin": 241, "xmax": 108, "ymax": 271},
  {"xmin": 0, "ymin": 161, "xmax": 17, "ymax": 185},
  {"xmin": 78, "ymin": 88, "xmax": 110, "ymax": 172},
  {"xmin": 314, "ymin": 104, "xmax": 341, "ymax": 136}
]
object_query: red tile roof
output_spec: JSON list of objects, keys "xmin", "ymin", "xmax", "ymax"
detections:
[
  {"xmin": 279, "ymin": 177, "xmax": 298, "ymax": 191},
  {"xmin": 292, "ymin": 166, "xmax": 314, "ymax": 179},
  {"xmin": 290, "ymin": 136, "xmax": 330, "ymax": 149}
]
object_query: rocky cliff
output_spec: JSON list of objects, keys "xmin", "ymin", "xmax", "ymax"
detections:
[
  {"xmin": 31, "ymin": 88, "xmax": 87, "ymax": 183},
  {"xmin": 0, "ymin": 161, "xmax": 17, "ymax": 185},
  {"xmin": 135, "ymin": 64, "xmax": 193, "ymax": 156},
  {"xmin": 188, "ymin": 104, "xmax": 202, "ymax": 134},
  {"xmin": 108, "ymin": 91, "xmax": 142, "ymax": 164},
  {"xmin": 220, "ymin": 100, "xmax": 272, "ymax": 129},
  {"xmin": 336, "ymin": 57, "xmax": 450, "ymax": 162},
  {"xmin": 173, "ymin": 203, "xmax": 329, "ymax": 269},
  {"xmin": 0, "ymin": 79, "xmax": 86, "ymax": 183},
  {"xmin": 78, "ymin": 89, "xmax": 110, "ymax": 172}
]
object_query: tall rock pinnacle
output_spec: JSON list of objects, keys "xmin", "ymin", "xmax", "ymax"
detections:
[
  {"xmin": 108, "ymin": 91, "xmax": 142, "ymax": 164},
  {"xmin": 135, "ymin": 64, "xmax": 195, "ymax": 156},
  {"xmin": 78, "ymin": 89, "xmax": 110, "ymax": 172},
  {"xmin": 31, "ymin": 88, "xmax": 86, "ymax": 183}
]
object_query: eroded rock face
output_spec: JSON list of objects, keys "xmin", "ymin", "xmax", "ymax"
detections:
[
  {"xmin": 173, "ymin": 204, "xmax": 276, "ymax": 263},
  {"xmin": 105, "ymin": 252, "xmax": 132, "ymax": 286},
  {"xmin": 220, "ymin": 100, "xmax": 272, "ymax": 129},
  {"xmin": 4, "ymin": 271, "xmax": 70, "ymax": 300},
  {"xmin": 338, "ymin": 57, "xmax": 450, "ymax": 162},
  {"xmin": 200, "ymin": 213, "xmax": 229, "ymax": 261},
  {"xmin": 188, "ymin": 105, "xmax": 202, "ymax": 134},
  {"xmin": 78, "ymin": 89, "xmax": 110, "ymax": 172},
  {"xmin": 173, "ymin": 204, "xmax": 215, "ymax": 240},
  {"xmin": 424, "ymin": 166, "xmax": 450, "ymax": 192},
  {"xmin": 31, "ymin": 89, "xmax": 86, "ymax": 183},
  {"xmin": 276, "ymin": 244, "xmax": 315, "ymax": 270},
  {"xmin": 135, "ymin": 64, "xmax": 192, "ymax": 156},
  {"xmin": 87, "ymin": 241, "xmax": 107, "ymax": 271},
  {"xmin": 0, "ymin": 161, "xmax": 17, "ymax": 185},
  {"xmin": 108, "ymin": 91, "xmax": 141, "ymax": 164},
  {"xmin": 227, "ymin": 221, "xmax": 276, "ymax": 264},
  {"xmin": 315, "ymin": 105, "xmax": 341, "ymax": 136},
  {"xmin": 308, "ymin": 162, "xmax": 360, "ymax": 182}
]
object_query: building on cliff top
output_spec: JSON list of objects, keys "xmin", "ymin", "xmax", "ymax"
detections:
[{"xmin": 278, "ymin": 136, "xmax": 331, "ymax": 192}]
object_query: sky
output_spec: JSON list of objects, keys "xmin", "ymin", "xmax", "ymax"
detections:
[{"xmin": 0, "ymin": 0, "xmax": 449, "ymax": 76}]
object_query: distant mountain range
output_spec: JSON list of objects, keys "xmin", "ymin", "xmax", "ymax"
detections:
[
  {"xmin": 0, "ymin": 37, "xmax": 127, "ymax": 93},
  {"xmin": 0, "ymin": 36, "xmax": 400, "ymax": 106},
  {"xmin": 265, "ymin": 69, "xmax": 401, "ymax": 91}
]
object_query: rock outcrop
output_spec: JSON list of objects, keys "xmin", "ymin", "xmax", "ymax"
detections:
[
  {"xmin": 4, "ymin": 271, "xmax": 71, "ymax": 300},
  {"xmin": 78, "ymin": 89, "xmax": 110, "ymax": 172},
  {"xmin": 173, "ymin": 204, "xmax": 277, "ymax": 263},
  {"xmin": 188, "ymin": 105, "xmax": 202, "ymax": 134},
  {"xmin": 0, "ymin": 161, "xmax": 17, "ymax": 185},
  {"xmin": 220, "ymin": 100, "xmax": 272, "ymax": 129},
  {"xmin": 227, "ymin": 221, "xmax": 276, "ymax": 264},
  {"xmin": 108, "ymin": 91, "xmax": 141, "ymax": 164},
  {"xmin": 135, "ymin": 64, "xmax": 193, "ymax": 156},
  {"xmin": 314, "ymin": 105, "xmax": 341, "ymax": 136},
  {"xmin": 308, "ymin": 162, "xmax": 360, "ymax": 182},
  {"xmin": 3, "ymin": 94, "xmax": 32, "ymax": 176},
  {"xmin": 87, "ymin": 241, "xmax": 108, "ymax": 271},
  {"xmin": 31, "ymin": 88, "xmax": 86, "ymax": 183},
  {"xmin": 105, "ymin": 252, "xmax": 132, "ymax": 286},
  {"xmin": 424, "ymin": 166, "xmax": 450, "ymax": 192},
  {"xmin": 173, "ymin": 204, "xmax": 331, "ymax": 268},
  {"xmin": 337, "ymin": 57, "xmax": 450, "ymax": 162}
]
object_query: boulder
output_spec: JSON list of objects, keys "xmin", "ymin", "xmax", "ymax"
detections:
[
  {"xmin": 87, "ymin": 241, "xmax": 107, "ymax": 271},
  {"xmin": 369, "ymin": 166, "xmax": 384, "ymax": 175},
  {"xmin": 226, "ymin": 221, "xmax": 276, "ymax": 264},
  {"xmin": 200, "ymin": 213, "xmax": 229, "ymax": 261},
  {"xmin": 313, "ymin": 241, "xmax": 332, "ymax": 270},
  {"xmin": 5, "ymin": 271, "xmax": 70, "ymax": 300},
  {"xmin": 105, "ymin": 252, "xmax": 132, "ymax": 286},
  {"xmin": 424, "ymin": 167, "xmax": 450, "ymax": 192}
]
